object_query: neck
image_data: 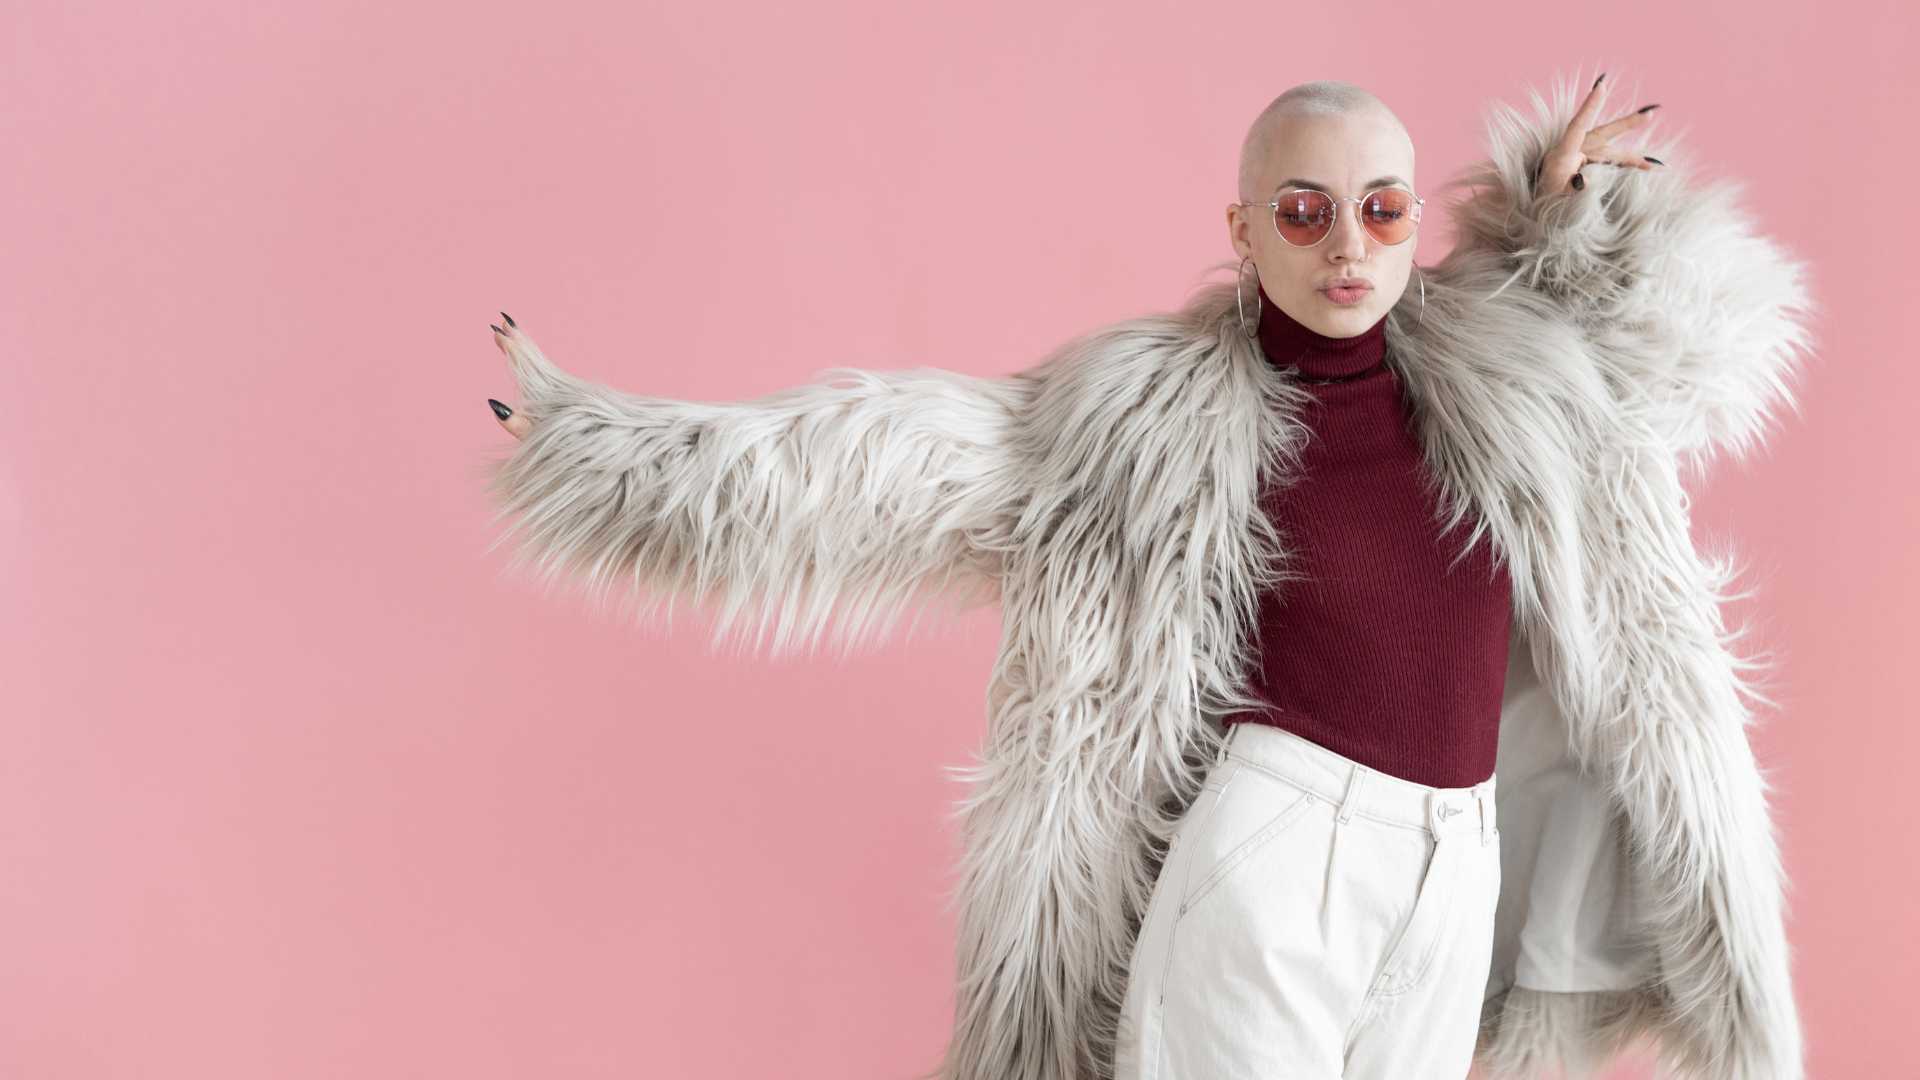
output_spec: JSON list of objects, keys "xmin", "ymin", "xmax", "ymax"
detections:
[{"xmin": 1255, "ymin": 283, "xmax": 1388, "ymax": 380}]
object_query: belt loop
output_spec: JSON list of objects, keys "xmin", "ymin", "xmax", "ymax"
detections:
[
  {"xmin": 1336, "ymin": 765, "xmax": 1364, "ymax": 825},
  {"xmin": 1424, "ymin": 791, "xmax": 1448, "ymax": 839},
  {"xmin": 1478, "ymin": 789, "xmax": 1495, "ymax": 846}
]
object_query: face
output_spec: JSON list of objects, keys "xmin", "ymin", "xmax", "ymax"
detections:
[{"xmin": 1226, "ymin": 108, "xmax": 1418, "ymax": 338}]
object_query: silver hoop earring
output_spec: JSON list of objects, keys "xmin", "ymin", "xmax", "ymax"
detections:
[
  {"xmin": 1416, "ymin": 265, "xmax": 1426, "ymax": 327},
  {"xmin": 1235, "ymin": 255, "xmax": 1261, "ymax": 340}
]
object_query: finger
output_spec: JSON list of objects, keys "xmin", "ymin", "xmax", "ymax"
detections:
[
  {"xmin": 490, "ymin": 313, "xmax": 526, "ymax": 361},
  {"xmin": 491, "ymin": 320, "xmax": 534, "ymax": 394},
  {"xmin": 1591, "ymin": 102, "xmax": 1658, "ymax": 141},
  {"xmin": 1556, "ymin": 72, "xmax": 1612, "ymax": 155},
  {"xmin": 490, "ymin": 312, "xmax": 580, "ymax": 402},
  {"xmin": 1539, "ymin": 73, "xmax": 1610, "ymax": 194},
  {"xmin": 488, "ymin": 398, "xmax": 532, "ymax": 440},
  {"xmin": 1593, "ymin": 151, "xmax": 1664, "ymax": 171}
]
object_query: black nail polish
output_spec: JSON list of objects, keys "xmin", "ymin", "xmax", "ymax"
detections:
[
  {"xmin": 489, "ymin": 399, "xmax": 513, "ymax": 421},
  {"xmin": 490, "ymin": 324, "xmax": 504, "ymax": 335},
  {"xmin": 1644, "ymin": 156, "xmax": 1664, "ymax": 166},
  {"xmin": 501, "ymin": 311, "xmax": 516, "ymax": 328},
  {"xmin": 1594, "ymin": 73, "xmax": 1605, "ymax": 90},
  {"xmin": 1637, "ymin": 103, "xmax": 1660, "ymax": 114},
  {"xmin": 1570, "ymin": 172, "xmax": 1585, "ymax": 191}
]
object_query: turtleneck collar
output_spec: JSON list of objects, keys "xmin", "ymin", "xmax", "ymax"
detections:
[{"xmin": 1255, "ymin": 282, "xmax": 1389, "ymax": 381}]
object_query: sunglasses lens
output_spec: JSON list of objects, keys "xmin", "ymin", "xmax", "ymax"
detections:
[
  {"xmin": 1361, "ymin": 188, "xmax": 1420, "ymax": 245},
  {"xmin": 1273, "ymin": 190, "xmax": 1335, "ymax": 246}
]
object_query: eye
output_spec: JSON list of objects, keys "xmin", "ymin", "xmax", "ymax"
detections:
[
  {"xmin": 1278, "ymin": 196, "xmax": 1331, "ymax": 227},
  {"xmin": 1363, "ymin": 190, "xmax": 1416, "ymax": 223}
]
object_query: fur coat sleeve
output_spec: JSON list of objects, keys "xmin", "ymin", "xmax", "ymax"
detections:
[
  {"xmin": 1428, "ymin": 73, "xmax": 1817, "ymax": 1078},
  {"xmin": 484, "ymin": 322, "xmax": 1035, "ymax": 657},
  {"xmin": 1443, "ymin": 72, "xmax": 1819, "ymax": 480}
]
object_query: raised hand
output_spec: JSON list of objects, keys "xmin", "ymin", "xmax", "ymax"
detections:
[
  {"xmin": 486, "ymin": 311, "xmax": 534, "ymax": 440},
  {"xmin": 1534, "ymin": 72, "xmax": 1667, "ymax": 196}
]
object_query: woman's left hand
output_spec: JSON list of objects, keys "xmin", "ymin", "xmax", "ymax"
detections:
[{"xmin": 1535, "ymin": 73, "xmax": 1666, "ymax": 196}]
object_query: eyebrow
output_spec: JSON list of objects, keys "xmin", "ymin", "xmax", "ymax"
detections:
[{"xmin": 1276, "ymin": 175, "xmax": 1410, "ymax": 194}]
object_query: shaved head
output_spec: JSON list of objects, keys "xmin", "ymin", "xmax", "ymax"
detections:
[{"xmin": 1237, "ymin": 81, "xmax": 1412, "ymax": 203}]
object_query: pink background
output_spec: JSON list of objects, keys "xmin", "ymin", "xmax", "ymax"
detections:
[{"xmin": 3, "ymin": 2, "xmax": 1909, "ymax": 1076}]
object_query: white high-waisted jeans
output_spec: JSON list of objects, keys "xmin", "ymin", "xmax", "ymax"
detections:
[{"xmin": 1113, "ymin": 721, "xmax": 1500, "ymax": 1079}]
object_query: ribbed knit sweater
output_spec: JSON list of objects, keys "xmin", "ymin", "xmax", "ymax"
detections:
[{"xmin": 1224, "ymin": 283, "xmax": 1512, "ymax": 788}]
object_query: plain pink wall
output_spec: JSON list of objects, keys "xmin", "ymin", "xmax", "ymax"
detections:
[{"xmin": 3, "ymin": 1, "xmax": 1909, "ymax": 1076}]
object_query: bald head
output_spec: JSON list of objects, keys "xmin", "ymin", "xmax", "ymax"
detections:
[{"xmin": 1237, "ymin": 81, "xmax": 1413, "ymax": 203}]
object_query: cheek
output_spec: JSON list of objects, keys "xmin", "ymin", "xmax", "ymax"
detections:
[
  {"xmin": 1254, "ymin": 250, "xmax": 1319, "ymax": 298},
  {"xmin": 1376, "ymin": 253, "xmax": 1416, "ymax": 302}
]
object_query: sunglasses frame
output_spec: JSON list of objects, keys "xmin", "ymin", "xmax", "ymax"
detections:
[{"xmin": 1236, "ymin": 185, "xmax": 1425, "ymax": 249}]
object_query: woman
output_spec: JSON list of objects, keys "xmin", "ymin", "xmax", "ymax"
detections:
[
  {"xmin": 483, "ymin": 70, "xmax": 1810, "ymax": 1079},
  {"xmin": 1112, "ymin": 77, "xmax": 1675, "ymax": 1077}
]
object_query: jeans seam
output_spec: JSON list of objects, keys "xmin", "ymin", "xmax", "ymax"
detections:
[
  {"xmin": 1373, "ymin": 844, "xmax": 1466, "ymax": 997},
  {"xmin": 1174, "ymin": 792, "xmax": 1316, "ymax": 922}
]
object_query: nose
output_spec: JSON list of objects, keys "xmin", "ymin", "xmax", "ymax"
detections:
[{"xmin": 1328, "ymin": 199, "xmax": 1370, "ymax": 263}]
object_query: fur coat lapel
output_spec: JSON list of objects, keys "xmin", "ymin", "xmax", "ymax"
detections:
[{"xmin": 486, "ymin": 74, "xmax": 1812, "ymax": 1080}]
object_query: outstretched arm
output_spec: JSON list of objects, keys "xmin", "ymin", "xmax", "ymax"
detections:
[
  {"xmin": 1443, "ymin": 70, "xmax": 1819, "ymax": 478},
  {"xmin": 482, "ymin": 314, "xmax": 1034, "ymax": 658}
]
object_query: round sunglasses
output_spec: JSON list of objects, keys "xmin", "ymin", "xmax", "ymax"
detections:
[{"xmin": 1236, "ymin": 186, "xmax": 1424, "ymax": 248}]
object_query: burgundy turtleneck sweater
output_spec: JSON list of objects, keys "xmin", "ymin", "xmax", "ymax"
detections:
[{"xmin": 1224, "ymin": 283, "xmax": 1513, "ymax": 789}]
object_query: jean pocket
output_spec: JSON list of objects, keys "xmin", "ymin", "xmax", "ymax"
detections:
[{"xmin": 1174, "ymin": 763, "xmax": 1316, "ymax": 922}]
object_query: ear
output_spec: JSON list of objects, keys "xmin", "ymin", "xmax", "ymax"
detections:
[{"xmin": 1225, "ymin": 203, "xmax": 1253, "ymax": 259}]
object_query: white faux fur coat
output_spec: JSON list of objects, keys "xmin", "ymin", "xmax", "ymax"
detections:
[{"xmin": 484, "ymin": 76, "xmax": 1816, "ymax": 1080}]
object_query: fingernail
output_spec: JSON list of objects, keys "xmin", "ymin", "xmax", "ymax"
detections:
[
  {"xmin": 1644, "ymin": 156, "xmax": 1664, "ymax": 166},
  {"xmin": 489, "ymin": 399, "xmax": 513, "ymax": 421},
  {"xmin": 1593, "ymin": 73, "xmax": 1605, "ymax": 90},
  {"xmin": 1636, "ymin": 103, "xmax": 1660, "ymax": 114},
  {"xmin": 501, "ymin": 311, "xmax": 516, "ymax": 328},
  {"xmin": 490, "ymin": 324, "xmax": 504, "ymax": 335},
  {"xmin": 1570, "ymin": 172, "xmax": 1585, "ymax": 190}
]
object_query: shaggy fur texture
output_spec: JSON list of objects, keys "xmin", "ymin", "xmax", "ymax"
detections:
[{"xmin": 484, "ymin": 71, "xmax": 1813, "ymax": 1080}]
